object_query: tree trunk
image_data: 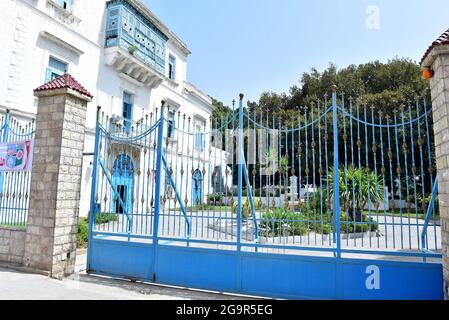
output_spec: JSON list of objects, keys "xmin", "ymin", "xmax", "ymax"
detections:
[{"xmin": 348, "ymin": 207, "xmax": 363, "ymax": 222}]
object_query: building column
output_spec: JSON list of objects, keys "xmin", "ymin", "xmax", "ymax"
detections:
[
  {"xmin": 422, "ymin": 45, "xmax": 449, "ymax": 299},
  {"xmin": 23, "ymin": 78, "xmax": 92, "ymax": 279}
]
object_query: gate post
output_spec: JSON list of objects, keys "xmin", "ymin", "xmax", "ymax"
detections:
[
  {"xmin": 23, "ymin": 74, "xmax": 92, "ymax": 279},
  {"xmin": 152, "ymin": 100, "xmax": 165, "ymax": 281},
  {"xmin": 86, "ymin": 106, "xmax": 102, "ymax": 272},
  {"xmin": 331, "ymin": 85, "xmax": 341, "ymax": 258},
  {"xmin": 421, "ymin": 30, "xmax": 449, "ymax": 299}
]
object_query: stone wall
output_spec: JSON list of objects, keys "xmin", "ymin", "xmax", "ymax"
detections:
[
  {"xmin": 426, "ymin": 50, "xmax": 449, "ymax": 299},
  {"xmin": 0, "ymin": 227, "xmax": 26, "ymax": 265}
]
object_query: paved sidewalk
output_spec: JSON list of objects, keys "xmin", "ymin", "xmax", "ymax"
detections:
[
  {"xmin": 0, "ymin": 252, "xmax": 252, "ymax": 300},
  {"xmin": 0, "ymin": 267, "xmax": 185, "ymax": 300}
]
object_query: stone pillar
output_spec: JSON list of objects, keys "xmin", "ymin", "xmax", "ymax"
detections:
[
  {"xmin": 23, "ymin": 75, "xmax": 92, "ymax": 279},
  {"xmin": 422, "ymin": 42, "xmax": 449, "ymax": 299}
]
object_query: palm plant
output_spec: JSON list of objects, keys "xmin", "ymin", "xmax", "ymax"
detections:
[{"xmin": 327, "ymin": 166, "xmax": 384, "ymax": 222}]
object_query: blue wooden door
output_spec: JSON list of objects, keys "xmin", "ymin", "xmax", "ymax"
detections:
[
  {"xmin": 112, "ymin": 154, "xmax": 134, "ymax": 214},
  {"xmin": 192, "ymin": 170, "xmax": 203, "ymax": 205}
]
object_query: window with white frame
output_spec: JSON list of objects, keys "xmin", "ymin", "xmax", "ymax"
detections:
[
  {"xmin": 123, "ymin": 92, "xmax": 133, "ymax": 133},
  {"xmin": 45, "ymin": 56, "xmax": 68, "ymax": 83},
  {"xmin": 168, "ymin": 55, "xmax": 176, "ymax": 81},
  {"xmin": 167, "ymin": 111, "xmax": 175, "ymax": 139},
  {"xmin": 195, "ymin": 123, "xmax": 205, "ymax": 151}
]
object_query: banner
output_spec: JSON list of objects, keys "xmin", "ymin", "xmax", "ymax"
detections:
[{"xmin": 0, "ymin": 140, "xmax": 34, "ymax": 172}]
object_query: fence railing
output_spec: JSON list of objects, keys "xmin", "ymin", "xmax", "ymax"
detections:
[
  {"xmin": 89, "ymin": 90, "xmax": 442, "ymax": 261},
  {"xmin": 0, "ymin": 110, "xmax": 35, "ymax": 227}
]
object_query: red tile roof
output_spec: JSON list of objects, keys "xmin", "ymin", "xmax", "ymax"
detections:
[
  {"xmin": 421, "ymin": 28, "xmax": 449, "ymax": 65},
  {"xmin": 34, "ymin": 73, "xmax": 93, "ymax": 98}
]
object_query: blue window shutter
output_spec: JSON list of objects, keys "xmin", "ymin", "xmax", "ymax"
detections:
[
  {"xmin": 168, "ymin": 55, "xmax": 176, "ymax": 80},
  {"xmin": 45, "ymin": 68, "xmax": 52, "ymax": 83},
  {"xmin": 55, "ymin": 0, "xmax": 72, "ymax": 11}
]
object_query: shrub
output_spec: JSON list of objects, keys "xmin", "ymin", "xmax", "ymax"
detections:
[
  {"xmin": 95, "ymin": 212, "xmax": 119, "ymax": 224},
  {"xmin": 340, "ymin": 212, "xmax": 378, "ymax": 233},
  {"xmin": 77, "ymin": 218, "xmax": 89, "ymax": 248},
  {"xmin": 260, "ymin": 208, "xmax": 309, "ymax": 236},
  {"xmin": 207, "ymin": 193, "xmax": 223, "ymax": 205},
  {"xmin": 232, "ymin": 198, "xmax": 265, "ymax": 219}
]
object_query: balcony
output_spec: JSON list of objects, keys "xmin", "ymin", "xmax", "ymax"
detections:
[
  {"xmin": 104, "ymin": 46, "xmax": 164, "ymax": 89},
  {"xmin": 104, "ymin": 0, "xmax": 168, "ymax": 88}
]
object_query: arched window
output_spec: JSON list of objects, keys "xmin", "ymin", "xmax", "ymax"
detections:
[
  {"xmin": 112, "ymin": 154, "xmax": 134, "ymax": 214},
  {"xmin": 192, "ymin": 169, "xmax": 203, "ymax": 205}
]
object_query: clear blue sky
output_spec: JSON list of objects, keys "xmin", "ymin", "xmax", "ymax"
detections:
[{"xmin": 143, "ymin": 0, "xmax": 449, "ymax": 105}]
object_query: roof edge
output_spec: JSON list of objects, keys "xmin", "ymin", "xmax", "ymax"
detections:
[
  {"xmin": 420, "ymin": 28, "xmax": 449, "ymax": 66},
  {"xmin": 126, "ymin": 0, "xmax": 191, "ymax": 56}
]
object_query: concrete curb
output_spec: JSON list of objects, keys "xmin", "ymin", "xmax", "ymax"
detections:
[{"xmin": 74, "ymin": 272, "xmax": 265, "ymax": 300}]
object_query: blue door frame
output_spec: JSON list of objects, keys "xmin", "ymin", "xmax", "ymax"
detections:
[{"xmin": 87, "ymin": 93, "xmax": 444, "ymax": 300}]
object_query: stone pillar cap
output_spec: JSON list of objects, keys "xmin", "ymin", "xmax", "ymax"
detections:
[
  {"xmin": 421, "ymin": 28, "xmax": 449, "ymax": 68},
  {"xmin": 33, "ymin": 73, "xmax": 93, "ymax": 101}
]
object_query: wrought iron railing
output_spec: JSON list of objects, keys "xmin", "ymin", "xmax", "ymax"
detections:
[
  {"xmin": 0, "ymin": 111, "xmax": 35, "ymax": 227},
  {"xmin": 88, "ymin": 90, "xmax": 442, "ymax": 262}
]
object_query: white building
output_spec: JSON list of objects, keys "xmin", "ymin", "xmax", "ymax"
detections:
[{"xmin": 0, "ymin": 0, "xmax": 228, "ymax": 217}]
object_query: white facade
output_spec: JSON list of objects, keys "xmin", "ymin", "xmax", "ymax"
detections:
[{"xmin": 0, "ymin": 0, "xmax": 223, "ymax": 216}]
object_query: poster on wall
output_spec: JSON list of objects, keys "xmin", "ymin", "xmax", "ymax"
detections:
[{"xmin": 0, "ymin": 140, "xmax": 34, "ymax": 172}]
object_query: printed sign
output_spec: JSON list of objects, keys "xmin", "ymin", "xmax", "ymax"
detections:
[{"xmin": 0, "ymin": 140, "xmax": 34, "ymax": 172}]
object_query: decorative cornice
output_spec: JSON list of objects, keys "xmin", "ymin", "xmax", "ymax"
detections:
[{"xmin": 39, "ymin": 31, "xmax": 84, "ymax": 56}]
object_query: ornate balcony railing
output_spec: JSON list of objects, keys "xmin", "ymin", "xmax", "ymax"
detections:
[{"xmin": 105, "ymin": 0, "xmax": 168, "ymax": 77}]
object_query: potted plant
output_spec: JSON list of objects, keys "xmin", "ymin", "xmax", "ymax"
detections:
[{"xmin": 128, "ymin": 44, "xmax": 138, "ymax": 55}]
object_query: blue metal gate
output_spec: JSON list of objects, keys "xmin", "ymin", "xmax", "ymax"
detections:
[{"xmin": 87, "ymin": 90, "xmax": 443, "ymax": 300}]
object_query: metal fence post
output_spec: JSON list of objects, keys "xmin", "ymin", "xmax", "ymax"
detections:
[
  {"xmin": 2, "ymin": 109, "xmax": 10, "ymax": 143},
  {"xmin": 152, "ymin": 100, "xmax": 165, "ymax": 282},
  {"xmin": 332, "ymin": 86, "xmax": 342, "ymax": 259},
  {"xmin": 0, "ymin": 110, "xmax": 10, "ymax": 194},
  {"xmin": 87, "ymin": 106, "xmax": 102, "ymax": 272},
  {"xmin": 237, "ymin": 94, "xmax": 244, "ymax": 252}
]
